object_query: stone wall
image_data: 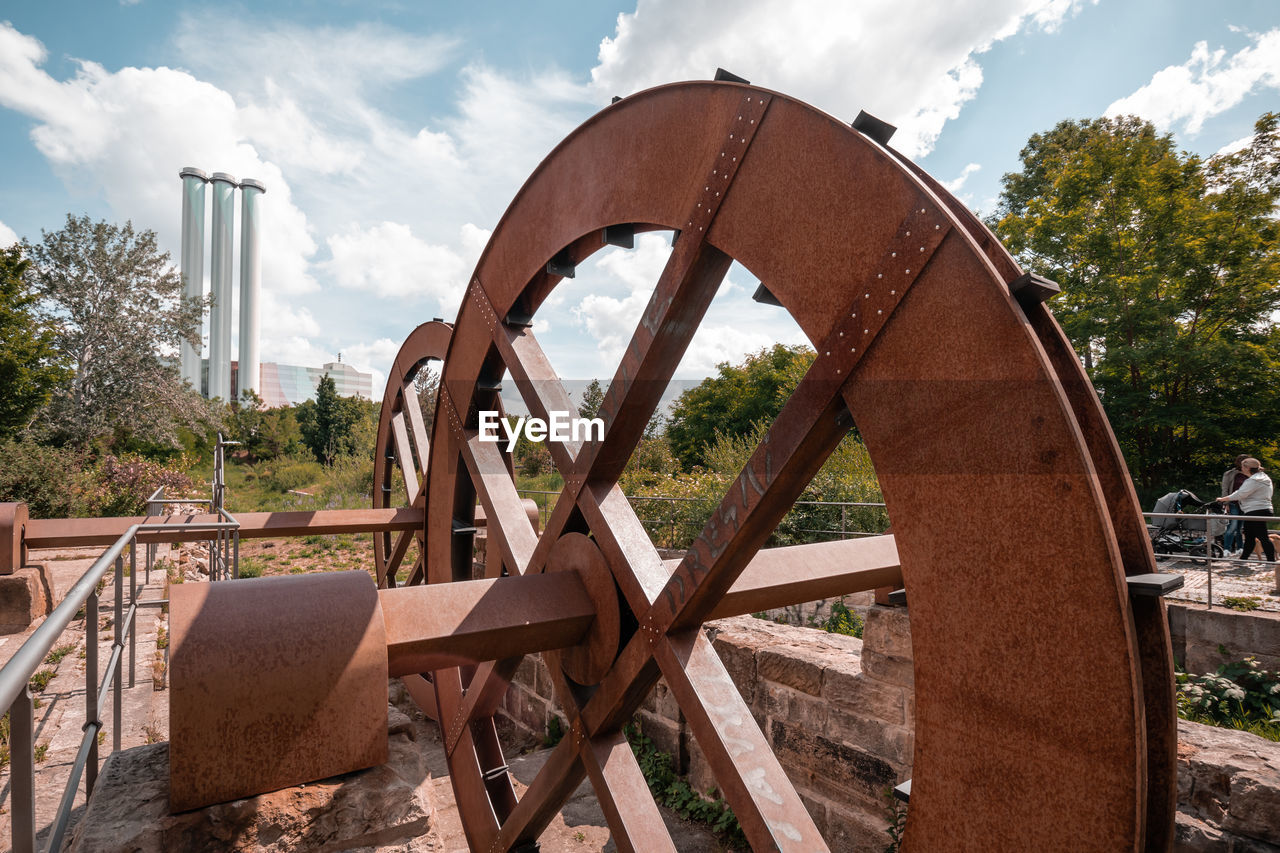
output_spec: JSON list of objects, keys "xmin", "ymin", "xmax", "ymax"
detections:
[
  {"xmin": 1168, "ymin": 603, "xmax": 1280, "ymax": 674},
  {"xmin": 499, "ymin": 605, "xmax": 915, "ymax": 850},
  {"xmin": 500, "ymin": 601, "xmax": 1280, "ymax": 851}
]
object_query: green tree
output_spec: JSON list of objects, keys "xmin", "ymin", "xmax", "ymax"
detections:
[
  {"xmin": 297, "ymin": 374, "xmax": 373, "ymax": 464},
  {"xmin": 992, "ymin": 113, "xmax": 1280, "ymax": 495},
  {"xmin": 0, "ymin": 245, "xmax": 67, "ymax": 439},
  {"xmin": 23, "ymin": 215, "xmax": 218, "ymax": 450},
  {"xmin": 666, "ymin": 344, "xmax": 815, "ymax": 469},
  {"xmin": 578, "ymin": 378, "xmax": 605, "ymax": 419}
]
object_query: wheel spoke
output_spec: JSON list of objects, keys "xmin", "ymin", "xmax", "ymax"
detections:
[
  {"xmin": 581, "ymin": 729, "xmax": 678, "ymax": 853},
  {"xmin": 454, "ymin": 422, "xmax": 539, "ymax": 574},
  {"xmin": 391, "ymin": 411, "xmax": 419, "ymax": 503},
  {"xmin": 584, "ymin": 241, "xmax": 732, "ymax": 484},
  {"xmin": 653, "ymin": 631, "xmax": 828, "ymax": 852},
  {"xmin": 401, "ymin": 380, "xmax": 432, "ymax": 500},
  {"xmin": 491, "ymin": 733, "xmax": 587, "ymax": 851},
  {"xmin": 381, "ymin": 529, "xmax": 414, "ymax": 588}
]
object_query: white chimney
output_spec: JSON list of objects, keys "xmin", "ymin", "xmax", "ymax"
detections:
[
  {"xmin": 238, "ymin": 178, "xmax": 265, "ymax": 399},
  {"xmin": 178, "ymin": 167, "xmax": 207, "ymax": 389},
  {"xmin": 208, "ymin": 172, "xmax": 237, "ymax": 401}
]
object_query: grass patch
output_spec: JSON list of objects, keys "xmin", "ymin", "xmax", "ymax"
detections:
[
  {"xmin": 237, "ymin": 557, "xmax": 265, "ymax": 579},
  {"xmin": 28, "ymin": 669, "xmax": 55, "ymax": 693},
  {"xmin": 44, "ymin": 644, "xmax": 76, "ymax": 666},
  {"xmin": 33, "ymin": 743, "xmax": 47, "ymax": 764},
  {"xmin": 1222, "ymin": 596, "xmax": 1263, "ymax": 612}
]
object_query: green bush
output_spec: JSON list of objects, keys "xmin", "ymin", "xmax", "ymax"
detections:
[
  {"xmin": 1178, "ymin": 658, "xmax": 1280, "ymax": 739},
  {"xmin": 818, "ymin": 599, "xmax": 864, "ymax": 638},
  {"xmin": 89, "ymin": 453, "xmax": 195, "ymax": 516},
  {"xmin": 324, "ymin": 453, "xmax": 374, "ymax": 500},
  {"xmin": 0, "ymin": 438, "xmax": 91, "ymax": 517},
  {"xmin": 265, "ymin": 459, "xmax": 324, "ymax": 492}
]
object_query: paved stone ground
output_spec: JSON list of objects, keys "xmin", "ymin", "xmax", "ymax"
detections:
[{"xmin": 1160, "ymin": 554, "xmax": 1280, "ymax": 611}]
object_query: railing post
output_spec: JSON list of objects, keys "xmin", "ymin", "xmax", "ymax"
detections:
[
  {"xmin": 129, "ymin": 540, "xmax": 137, "ymax": 688},
  {"xmin": 9, "ymin": 686, "xmax": 36, "ymax": 853},
  {"xmin": 113, "ymin": 554, "xmax": 123, "ymax": 752},
  {"xmin": 86, "ymin": 589, "xmax": 99, "ymax": 794}
]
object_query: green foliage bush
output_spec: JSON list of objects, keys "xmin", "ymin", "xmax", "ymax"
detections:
[
  {"xmin": 0, "ymin": 438, "xmax": 92, "ymax": 517},
  {"xmin": 265, "ymin": 458, "xmax": 324, "ymax": 493},
  {"xmin": 1177, "ymin": 657, "xmax": 1280, "ymax": 740},
  {"xmin": 89, "ymin": 453, "xmax": 195, "ymax": 516},
  {"xmin": 0, "ymin": 439, "xmax": 194, "ymax": 517},
  {"xmin": 818, "ymin": 599, "xmax": 864, "ymax": 638},
  {"xmin": 623, "ymin": 722, "xmax": 746, "ymax": 849}
]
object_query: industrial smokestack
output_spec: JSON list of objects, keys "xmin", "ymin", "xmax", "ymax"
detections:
[
  {"xmin": 208, "ymin": 172, "xmax": 237, "ymax": 401},
  {"xmin": 178, "ymin": 168, "xmax": 208, "ymax": 389},
  {"xmin": 238, "ymin": 178, "xmax": 265, "ymax": 399}
]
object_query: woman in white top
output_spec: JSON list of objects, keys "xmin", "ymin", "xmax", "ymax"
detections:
[{"xmin": 1216, "ymin": 457, "xmax": 1274, "ymax": 562}]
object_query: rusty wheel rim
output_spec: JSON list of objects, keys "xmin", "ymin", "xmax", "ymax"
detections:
[
  {"xmin": 373, "ymin": 320, "xmax": 453, "ymax": 588},
  {"xmin": 421, "ymin": 81, "xmax": 1173, "ymax": 852}
]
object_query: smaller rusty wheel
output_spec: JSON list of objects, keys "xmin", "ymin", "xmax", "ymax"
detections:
[{"xmin": 372, "ymin": 320, "xmax": 453, "ymax": 588}]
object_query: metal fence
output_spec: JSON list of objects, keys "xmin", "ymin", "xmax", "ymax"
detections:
[
  {"xmin": 1144, "ymin": 509, "xmax": 1280, "ymax": 610},
  {"xmin": 0, "ymin": 512, "xmax": 240, "ymax": 853}
]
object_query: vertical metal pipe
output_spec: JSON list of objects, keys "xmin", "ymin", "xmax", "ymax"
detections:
[
  {"xmin": 86, "ymin": 590, "xmax": 99, "ymax": 794},
  {"xmin": 114, "ymin": 555, "xmax": 123, "ymax": 752},
  {"xmin": 178, "ymin": 167, "xmax": 208, "ymax": 390},
  {"xmin": 238, "ymin": 179, "xmax": 265, "ymax": 400},
  {"xmin": 208, "ymin": 173, "xmax": 238, "ymax": 402},
  {"xmin": 130, "ymin": 542, "xmax": 137, "ymax": 688},
  {"xmin": 10, "ymin": 687, "xmax": 35, "ymax": 853}
]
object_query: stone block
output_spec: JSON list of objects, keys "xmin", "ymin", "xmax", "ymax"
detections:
[
  {"xmin": 826, "ymin": 801, "xmax": 892, "ymax": 853},
  {"xmin": 862, "ymin": 605, "xmax": 913, "ymax": 660},
  {"xmin": 685, "ymin": 734, "xmax": 718, "ymax": 797},
  {"xmin": 643, "ymin": 679, "xmax": 683, "ymax": 723},
  {"xmin": 769, "ymin": 719, "xmax": 895, "ymax": 808},
  {"xmin": 710, "ymin": 628, "xmax": 758, "ymax": 706},
  {"xmin": 796, "ymin": 789, "xmax": 829, "ymax": 838},
  {"xmin": 1223, "ymin": 771, "xmax": 1280, "ymax": 843},
  {"xmin": 826, "ymin": 707, "xmax": 913, "ymax": 769},
  {"xmin": 1174, "ymin": 605, "xmax": 1280, "ymax": 674},
  {"xmin": 638, "ymin": 711, "xmax": 686, "ymax": 773},
  {"xmin": 0, "ymin": 564, "xmax": 53, "ymax": 634},
  {"xmin": 1174, "ymin": 809, "xmax": 1230, "ymax": 853},
  {"xmin": 860, "ymin": 648, "xmax": 915, "ymax": 689},
  {"xmin": 821, "ymin": 667, "xmax": 907, "ymax": 726},
  {"xmin": 758, "ymin": 645, "xmax": 824, "ymax": 695},
  {"xmin": 513, "ymin": 655, "xmax": 538, "ymax": 690},
  {"xmin": 762, "ymin": 682, "xmax": 828, "ymax": 733}
]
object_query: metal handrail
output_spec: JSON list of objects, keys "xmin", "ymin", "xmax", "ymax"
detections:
[{"xmin": 2, "ymin": 515, "xmax": 239, "ymax": 853}]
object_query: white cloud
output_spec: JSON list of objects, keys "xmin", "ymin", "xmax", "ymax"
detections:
[
  {"xmin": 591, "ymin": 0, "xmax": 1093, "ymax": 157},
  {"xmin": 1106, "ymin": 29, "xmax": 1280, "ymax": 134},
  {"xmin": 0, "ymin": 220, "xmax": 18, "ymax": 247},
  {"xmin": 0, "ymin": 23, "xmax": 320, "ymax": 303},
  {"xmin": 943, "ymin": 163, "xmax": 982, "ymax": 193},
  {"xmin": 324, "ymin": 221, "xmax": 488, "ymax": 313}
]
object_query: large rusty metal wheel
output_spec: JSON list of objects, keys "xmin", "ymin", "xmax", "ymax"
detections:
[
  {"xmin": 373, "ymin": 320, "xmax": 454, "ymax": 588},
  {"xmin": 420, "ymin": 80, "xmax": 1176, "ymax": 851}
]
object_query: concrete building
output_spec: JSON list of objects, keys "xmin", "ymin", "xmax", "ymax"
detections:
[{"xmin": 201, "ymin": 359, "xmax": 372, "ymax": 407}]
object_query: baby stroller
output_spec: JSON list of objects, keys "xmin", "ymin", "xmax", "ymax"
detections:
[{"xmin": 1148, "ymin": 489, "xmax": 1227, "ymax": 559}]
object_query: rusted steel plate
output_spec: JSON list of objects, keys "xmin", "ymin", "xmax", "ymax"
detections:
[
  {"xmin": 25, "ymin": 507, "xmax": 424, "ymax": 548},
  {"xmin": 0, "ymin": 502, "xmax": 28, "ymax": 573},
  {"xmin": 168, "ymin": 572, "xmax": 388, "ymax": 812},
  {"xmin": 417, "ymin": 79, "xmax": 1168, "ymax": 851}
]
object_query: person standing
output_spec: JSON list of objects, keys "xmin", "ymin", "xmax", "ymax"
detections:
[
  {"xmin": 1221, "ymin": 454, "xmax": 1249, "ymax": 556},
  {"xmin": 1216, "ymin": 458, "xmax": 1275, "ymax": 565}
]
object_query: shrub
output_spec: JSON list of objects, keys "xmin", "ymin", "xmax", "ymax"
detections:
[
  {"xmin": 89, "ymin": 453, "xmax": 195, "ymax": 516},
  {"xmin": 0, "ymin": 438, "xmax": 92, "ymax": 517},
  {"xmin": 818, "ymin": 599, "xmax": 864, "ymax": 638},
  {"xmin": 1177, "ymin": 657, "xmax": 1280, "ymax": 733},
  {"xmin": 324, "ymin": 453, "xmax": 374, "ymax": 500},
  {"xmin": 265, "ymin": 459, "xmax": 324, "ymax": 493}
]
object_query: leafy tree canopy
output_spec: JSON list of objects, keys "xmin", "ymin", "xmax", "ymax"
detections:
[
  {"xmin": 23, "ymin": 214, "xmax": 218, "ymax": 450},
  {"xmin": 0, "ymin": 244, "xmax": 67, "ymax": 439},
  {"xmin": 992, "ymin": 113, "xmax": 1280, "ymax": 496},
  {"xmin": 666, "ymin": 344, "xmax": 815, "ymax": 470},
  {"xmin": 296, "ymin": 375, "xmax": 376, "ymax": 464}
]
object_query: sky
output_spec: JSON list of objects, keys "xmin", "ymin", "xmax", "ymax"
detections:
[{"xmin": 0, "ymin": 0, "xmax": 1277, "ymax": 401}]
